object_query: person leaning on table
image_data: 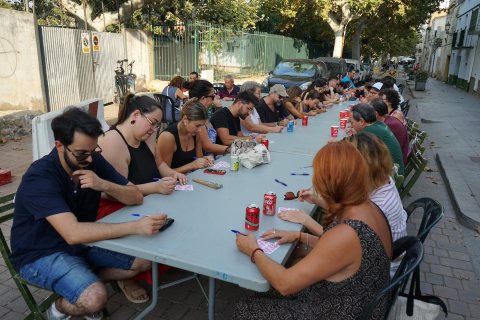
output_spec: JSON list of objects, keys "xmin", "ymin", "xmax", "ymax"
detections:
[
  {"xmin": 234, "ymin": 141, "xmax": 392, "ymax": 319},
  {"xmin": 10, "ymin": 107, "xmax": 169, "ymax": 320}
]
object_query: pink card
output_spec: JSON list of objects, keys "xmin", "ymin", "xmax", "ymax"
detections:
[
  {"xmin": 257, "ymin": 239, "xmax": 280, "ymax": 255},
  {"xmin": 175, "ymin": 184, "xmax": 193, "ymax": 191}
]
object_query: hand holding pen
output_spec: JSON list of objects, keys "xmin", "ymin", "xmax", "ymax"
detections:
[
  {"xmin": 131, "ymin": 213, "xmax": 168, "ymax": 235},
  {"xmin": 152, "ymin": 177, "xmax": 176, "ymax": 194}
]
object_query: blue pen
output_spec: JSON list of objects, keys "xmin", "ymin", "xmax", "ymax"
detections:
[
  {"xmin": 152, "ymin": 178, "xmax": 160, "ymax": 181},
  {"xmin": 274, "ymin": 179, "xmax": 288, "ymax": 187},
  {"xmin": 231, "ymin": 229, "xmax": 247, "ymax": 236},
  {"xmin": 290, "ymin": 173, "xmax": 310, "ymax": 176},
  {"xmin": 131, "ymin": 213, "xmax": 150, "ymax": 217}
]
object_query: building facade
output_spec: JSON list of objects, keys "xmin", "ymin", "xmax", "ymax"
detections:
[{"xmin": 448, "ymin": 0, "xmax": 480, "ymax": 93}]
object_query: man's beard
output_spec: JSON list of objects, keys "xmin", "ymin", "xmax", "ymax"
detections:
[
  {"xmin": 64, "ymin": 150, "xmax": 91, "ymax": 172},
  {"xmin": 239, "ymin": 113, "xmax": 248, "ymax": 120}
]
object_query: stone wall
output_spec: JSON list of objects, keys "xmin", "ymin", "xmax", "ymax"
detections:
[{"xmin": 0, "ymin": 8, "xmax": 44, "ymax": 112}]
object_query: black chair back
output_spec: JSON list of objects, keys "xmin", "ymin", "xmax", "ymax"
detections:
[
  {"xmin": 404, "ymin": 197, "xmax": 443, "ymax": 243},
  {"xmin": 153, "ymin": 93, "xmax": 179, "ymax": 125},
  {"xmin": 359, "ymin": 236, "xmax": 424, "ymax": 320}
]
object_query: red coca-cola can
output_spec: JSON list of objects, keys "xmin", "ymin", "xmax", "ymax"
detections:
[
  {"xmin": 263, "ymin": 192, "xmax": 277, "ymax": 216},
  {"xmin": 245, "ymin": 204, "xmax": 260, "ymax": 230},
  {"xmin": 302, "ymin": 116, "xmax": 308, "ymax": 126},
  {"xmin": 261, "ymin": 139, "xmax": 269, "ymax": 150},
  {"xmin": 349, "ymin": 104, "xmax": 355, "ymax": 111}
]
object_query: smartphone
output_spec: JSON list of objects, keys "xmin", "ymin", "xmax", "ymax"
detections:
[
  {"xmin": 204, "ymin": 169, "xmax": 226, "ymax": 175},
  {"xmin": 159, "ymin": 218, "xmax": 174, "ymax": 232}
]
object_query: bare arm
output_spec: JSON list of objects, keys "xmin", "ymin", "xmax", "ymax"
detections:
[
  {"xmin": 73, "ymin": 169, "xmax": 143, "ymax": 205},
  {"xmin": 240, "ymin": 117, "xmax": 283, "ymax": 134},
  {"xmin": 47, "ymin": 212, "xmax": 168, "ymax": 244},
  {"xmin": 217, "ymin": 127, "xmax": 251, "ymax": 146},
  {"xmin": 236, "ymin": 224, "xmax": 360, "ymax": 295},
  {"xmin": 175, "ymin": 88, "xmax": 187, "ymax": 100},
  {"xmin": 284, "ymin": 101, "xmax": 303, "ymax": 119}
]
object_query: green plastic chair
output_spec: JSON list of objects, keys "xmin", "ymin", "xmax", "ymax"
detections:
[
  {"xmin": 400, "ymin": 152, "xmax": 428, "ymax": 199},
  {"xmin": 0, "ymin": 193, "xmax": 58, "ymax": 320}
]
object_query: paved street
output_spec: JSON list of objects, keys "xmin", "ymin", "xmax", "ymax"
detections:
[{"xmin": 0, "ymin": 78, "xmax": 479, "ymax": 319}]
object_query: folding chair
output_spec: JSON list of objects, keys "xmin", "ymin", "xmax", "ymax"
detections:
[
  {"xmin": 401, "ymin": 198, "xmax": 448, "ymax": 316},
  {"xmin": 392, "ymin": 164, "xmax": 405, "ymax": 190},
  {"xmin": 400, "ymin": 99, "xmax": 410, "ymax": 117},
  {"xmin": 359, "ymin": 236, "xmax": 424, "ymax": 319},
  {"xmin": 0, "ymin": 193, "xmax": 58, "ymax": 320},
  {"xmin": 153, "ymin": 93, "xmax": 179, "ymax": 127},
  {"xmin": 400, "ymin": 151, "xmax": 428, "ymax": 199}
]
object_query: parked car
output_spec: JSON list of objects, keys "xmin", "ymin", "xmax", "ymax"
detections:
[
  {"xmin": 262, "ymin": 59, "xmax": 329, "ymax": 90},
  {"xmin": 345, "ymin": 59, "xmax": 368, "ymax": 85},
  {"xmin": 362, "ymin": 63, "xmax": 373, "ymax": 82},
  {"xmin": 315, "ymin": 57, "xmax": 347, "ymax": 79}
]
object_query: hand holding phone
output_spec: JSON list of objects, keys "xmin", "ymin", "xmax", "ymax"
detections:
[{"xmin": 159, "ymin": 218, "xmax": 175, "ymax": 232}]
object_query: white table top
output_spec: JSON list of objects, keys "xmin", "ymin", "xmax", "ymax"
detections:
[{"xmin": 91, "ymin": 152, "xmax": 315, "ymax": 292}]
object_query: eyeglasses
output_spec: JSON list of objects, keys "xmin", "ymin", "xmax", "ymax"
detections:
[
  {"xmin": 65, "ymin": 145, "xmax": 102, "ymax": 162},
  {"xmin": 284, "ymin": 191, "xmax": 300, "ymax": 200},
  {"xmin": 141, "ymin": 113, "xmax": 161, "ymax": 129}
]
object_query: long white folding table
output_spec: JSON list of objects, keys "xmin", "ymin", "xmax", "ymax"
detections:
[
  {"xmin": 91, "ymin": 99, "xmax": 360, "ymax": 319},
  {"xmin": 91, "ymin": 152, "xmax": 315, "ymax": 319}
]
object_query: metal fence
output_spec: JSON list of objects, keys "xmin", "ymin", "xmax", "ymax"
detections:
[
  {"xmin": 39, "ymin": 27, "xmax": 124, "ymax": 111},
  {"xmin": 153, "ymin": 22, "xmax": 324, "ymax": 81}
]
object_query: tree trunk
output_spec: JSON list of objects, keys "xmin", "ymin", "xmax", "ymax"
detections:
[{"xmin": 332, "ymin": 28, "xmax": 345, "ymax": 58}]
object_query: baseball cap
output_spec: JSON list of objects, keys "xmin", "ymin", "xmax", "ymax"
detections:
[
  {"xmin": 269, "ymin": 84, "xmax": 288, "ymax": 97},
  {"xmin": 372, "ymin": 82, "xmax": 383, "ymax": 91}
]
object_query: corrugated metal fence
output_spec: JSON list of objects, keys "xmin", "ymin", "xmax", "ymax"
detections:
[
  {"xmin": 153, "ymin": 22, "xmax": 324, "ymax": 80},
  {"xmin": 39, "ymin": 27, "xmax": 125, "ymax": 111}
]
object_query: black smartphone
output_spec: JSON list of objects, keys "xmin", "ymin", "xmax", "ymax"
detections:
[{"xmin": 159, "ymin": 218, "xmax": 174, "ymax": 232}]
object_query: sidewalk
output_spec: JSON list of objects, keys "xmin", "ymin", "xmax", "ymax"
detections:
[{"xmin": 0, "ymin": 79, "xmax": 479, "ymax": 319}]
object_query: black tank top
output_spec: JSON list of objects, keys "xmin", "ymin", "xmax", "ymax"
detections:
[
  {"xmin": 163, "ymin": 124, "xmax": 196, "ymax": 169},
  {"xmin": 114, "ymin": 128, "xmax": 161, "ymax": 184}
]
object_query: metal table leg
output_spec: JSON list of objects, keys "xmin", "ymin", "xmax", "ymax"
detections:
[
  {"xmin": 134, "ymin": 262, "xmax": 158, "ymax": 320},
  {"xmin": 208, "ymin": 277, "xmax": 216, "ymax": 320}
]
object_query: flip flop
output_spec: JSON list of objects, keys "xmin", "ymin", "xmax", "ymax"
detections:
[{"xmin": 117, "ymin": 280, "xmax": 150, "ymax": 304}]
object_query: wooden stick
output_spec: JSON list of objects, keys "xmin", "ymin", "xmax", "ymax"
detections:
[{"xmin": 192, "ymin": 178, "xmax": 223, "ymax": 189}]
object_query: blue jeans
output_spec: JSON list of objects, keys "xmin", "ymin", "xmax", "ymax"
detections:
[{"xmin": 19, "ymin": 247, "xmax": 135, "ymax": 304}]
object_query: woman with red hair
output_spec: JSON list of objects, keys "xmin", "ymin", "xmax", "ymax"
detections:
[{"xmin": 234, "ymin": 141, "xmax": 392, "ymax": 319}]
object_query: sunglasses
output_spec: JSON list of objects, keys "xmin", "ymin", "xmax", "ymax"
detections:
[
  {"xmin": 284, "ymin": 191, "xmax": 300, "ymax": 200},
  {"xmin": 65, "ymin": 145, "xmax": 102, "ymax": 162}
]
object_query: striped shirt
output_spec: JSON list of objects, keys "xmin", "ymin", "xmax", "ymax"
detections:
[{"xmin": 370, "ymin": 177, "xmax": 408, "ymax": 242}]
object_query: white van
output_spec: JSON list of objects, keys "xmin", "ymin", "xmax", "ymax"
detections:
[{"xmin": 345, "ymin": 59, "xmax": 367, "ymax": 85}]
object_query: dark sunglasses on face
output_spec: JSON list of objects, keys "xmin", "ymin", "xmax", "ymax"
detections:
[
  {"xmin": 65, "ymin": 145, "xmax": 103, "ymax": 162},
  {"xmin": 284, "ymin": 191, "xmax": 300, "ymax": 200}
]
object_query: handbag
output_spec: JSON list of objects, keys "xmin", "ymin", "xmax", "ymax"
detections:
[
  {"xmin": 388, "ymin": 268, "xmax": 447, "ymax": 320},
  {"xmin": 388, "ymin": 296, "xmax": 442, "ymax": 320},
  {"xmin": 231, "ymin": 140, "xmax": 271, "ymax": 169}
]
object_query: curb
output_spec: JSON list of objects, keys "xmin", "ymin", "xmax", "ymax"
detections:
[{"xmin": 436, "ymin": 152, "xmax": 480, "ymax": 230}]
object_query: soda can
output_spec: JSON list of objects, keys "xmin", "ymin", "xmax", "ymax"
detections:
[
  {"xmin": 261, "ymin": 139, "xmax": 269, "ymax": 150},
  {"xmin": 230, "ymin": 155, "xmax": 239, "ymax": 171},
  {"xmin": 245, "ymin": 204, "xmax": 260, "ymax": 231},
  {"xmin": 349, "ymin": 104, "xmax": 355, "ymax": 111},
  {"xmin": 340, "ymin": 111, "xmax": 347, "ymax": 119},
  {"xmin": 340, "ymin": 118, "xmax": 348, "ymax": 129},
  {"xmin": 344, "ymin": 109, "xmax": 350, "ymax": 118},
  {"xmin": 263, "ymin": 192, "xmax": 277, "ymax": 216},
  {"xmin": 302, "ymin": 116, "xmax": 308, "ymax": 126},
  {"xmin": 287, "ymin": 120, "xmax": 294, "ymax": 132}
]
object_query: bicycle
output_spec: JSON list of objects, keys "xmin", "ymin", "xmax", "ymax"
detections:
[{"xmin": 113, "ymin": 59, "xmax": 136, "ymax": 105}]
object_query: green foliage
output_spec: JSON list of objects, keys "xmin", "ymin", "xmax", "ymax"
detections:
[
  {"xmin": 415, "ymin": 71, "xmax": 428, "ymax": 82},
  {"xmin": 0, "ymin": 0, "xmax": 12, "ymax": 9}
]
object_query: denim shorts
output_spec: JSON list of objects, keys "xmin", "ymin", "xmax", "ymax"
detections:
[{"xmin": 19, "ymin": 247, "xmax": 135, "ymax": 304}]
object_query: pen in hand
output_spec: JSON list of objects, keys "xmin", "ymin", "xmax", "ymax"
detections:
[
  {"xmin": 131, "ymin": 213, "xmax": 150, "ymax": 218},
  {"xmin": 231, "ymin": 229, "xmax": 247, "ymax": 236}
]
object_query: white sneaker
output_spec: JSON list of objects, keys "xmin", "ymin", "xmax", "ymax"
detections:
[
  {"xmin": 83, "ymin": 312, "xmax": 104, "ymax": 320},
  {"xmin": 46, "ymin": 303, "xmax": 71, "ymax": 320}
]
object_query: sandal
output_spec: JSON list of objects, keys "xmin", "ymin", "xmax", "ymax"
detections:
[{"xmin": 117, "ymin": 279, "xmax": 150, "ymax": 304}]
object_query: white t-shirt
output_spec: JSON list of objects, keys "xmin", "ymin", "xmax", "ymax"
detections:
[
  {"xmin": 370, "ymin": 177, "xmax": 408, "ymax": 242},
  {"xmin": 240, "ymin": 108, "xmax": 261, "ymax": 136}
]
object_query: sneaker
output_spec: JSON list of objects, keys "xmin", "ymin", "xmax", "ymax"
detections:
[
  {"xmin": 83, "ymin": 312, "xmax": 104, "ymax": 320},
  {"xmin": 46, "ymin": 303, "xmax": 71, "ymax": 320}
]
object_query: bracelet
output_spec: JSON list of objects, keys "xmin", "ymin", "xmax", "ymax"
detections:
[{"xmin": 250, "ymin": 247, "xmax": 264, "ymax": 263}]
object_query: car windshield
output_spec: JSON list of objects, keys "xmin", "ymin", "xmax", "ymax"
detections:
[
  {"xmin": 324, "ymin": 62, "xmax": 340, "ymax": 73},
  {"xmin": 272, "ymin": 62, "xmax": 316, "ymax": 77}
]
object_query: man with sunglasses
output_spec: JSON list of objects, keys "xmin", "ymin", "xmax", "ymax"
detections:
[{"xmin": 10, "ymin": 108, "xmax": 168, "ymax": 320}]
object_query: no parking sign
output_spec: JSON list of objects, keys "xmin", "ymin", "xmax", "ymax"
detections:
[
  {"xmin": 81, "ymin": 32, "xmax": 90, "ymax": 54},
  {"xmin": 92, "ymin": 32, "xmax": 100, "ymax": 52}
]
